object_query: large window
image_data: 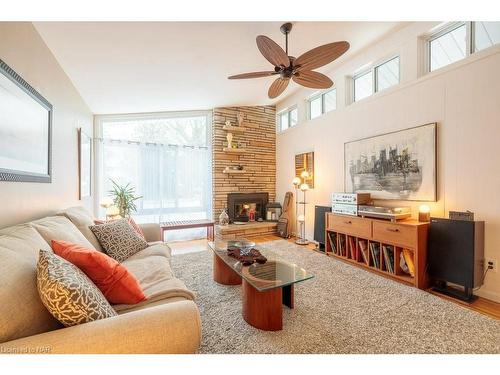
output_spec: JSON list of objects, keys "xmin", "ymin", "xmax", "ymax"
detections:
[
  {"xmin": 278, "ymin": 106, "xmax": 298, "ymax": 132},
  {"xmin": 308, "ymin": 88, "xmax": 337, "ymax": 120},
  {"xmin": 96, "ymin": 111, "xmax": 212, "ymax": 239},
  {"xmin": 428, "ymin": 22, "xmax": 500, "ymax": 72}
]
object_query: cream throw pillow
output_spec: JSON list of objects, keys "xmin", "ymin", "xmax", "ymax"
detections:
[
  {"xmin": 89, "ymin": 219, "xmax": 148, "ymax": 262},
  {"xmin": 36, "ymin": 249, "xmax": 117, "ymax": 327}
]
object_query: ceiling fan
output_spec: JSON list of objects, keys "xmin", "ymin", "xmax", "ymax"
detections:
[{"xmin": 228, "ymin": 23, "xmax": 350, "ymax": 99}]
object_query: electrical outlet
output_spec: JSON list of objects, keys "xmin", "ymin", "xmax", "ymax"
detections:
[{"xmin": 485, "ymin": 258, "xmax": 497, "ymax": 273}]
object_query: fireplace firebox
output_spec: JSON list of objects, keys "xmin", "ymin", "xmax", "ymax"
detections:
[{"xmin": 227, "ymin": 193, "xmax": 269, "ymax": 223}]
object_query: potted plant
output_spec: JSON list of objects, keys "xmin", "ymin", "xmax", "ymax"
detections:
[{"xmin": 108, "ymin": 179, "xmax": 142, "ymax": 218}]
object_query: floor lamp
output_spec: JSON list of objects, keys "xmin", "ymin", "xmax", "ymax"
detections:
[
  {"xmin": 292, "ymin": 177, "xmax": 301, "ymax": 238},
  {"xmin": 295, "ymin": 183, "xmax": 310, "ymax": 245}
]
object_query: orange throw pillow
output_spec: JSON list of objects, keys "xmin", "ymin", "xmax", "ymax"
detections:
[{"xmin": 51, "ymin": 240, "xmax": 146, "ymax": 305}]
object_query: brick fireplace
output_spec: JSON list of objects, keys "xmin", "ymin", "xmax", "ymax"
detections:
[{"xmin": 212, "ymin": 105, "xmax": 276, "ymax": 222}]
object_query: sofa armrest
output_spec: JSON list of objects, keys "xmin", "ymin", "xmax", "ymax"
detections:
[
  {"xmin": 0, "ymin": 300, "xmax": 201, "ymax": 354},
  {"xmin": 139, "ymin": 223, "xmax": 162, "ymax": 242}
]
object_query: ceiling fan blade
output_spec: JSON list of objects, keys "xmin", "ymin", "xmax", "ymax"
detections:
[
  {"xmin": 256, "ymin": 35, "xmax": 290, "ymax": 68},
  {"xmin": 268, "ymin": 77, "xmax": 290, "ymax": 99},
  {"xmin": 292, "ymin": 70, "xmax": 333, "ymax": 89},
  {"xmin": 228, "ymin": 71, "xmax": 277, "ymax": 79},
  {"xmin": 294, "ymin": 41, "xmax": 350, "ymax": 72}
]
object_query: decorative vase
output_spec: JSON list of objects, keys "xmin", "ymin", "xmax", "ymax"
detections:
[
  {"xmin": 237, "ymin": 112, "xmax": 244, "ymax": 126},
  {"xmin": 219, "ymin": 208, "xmax": 229, "ymax": 226},
  {"xmin": 226, "ymin": 132, "xmax": 233, "ymax": 149}
]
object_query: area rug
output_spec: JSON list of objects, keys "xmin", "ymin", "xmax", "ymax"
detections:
[{"xmin": 171, "ymin": 240, "xmax": 500, "ymax": 354}]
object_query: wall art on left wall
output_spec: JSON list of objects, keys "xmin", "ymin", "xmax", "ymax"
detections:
[
  {"xmin": 0, "ymin": 59, "xmax": 52, "ymax": 183},
  {"xmin": 78, "ymin": 128, "xmax": 92, "ymax": 199}
]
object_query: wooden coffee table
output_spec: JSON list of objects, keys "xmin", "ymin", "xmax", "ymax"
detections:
[{"xmin": 208, "ymin": 240, "xmax": 314, "ymax": 331}]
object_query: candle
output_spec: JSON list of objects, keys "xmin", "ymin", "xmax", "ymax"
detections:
[{"xmin": 419, "ymin": 205, "xmax": 430, "ymax": 222}]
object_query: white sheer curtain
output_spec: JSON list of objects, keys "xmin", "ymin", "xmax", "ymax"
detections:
[{"xmin": 95, "ymin": 111, "xmax": 212, "ymax": 241}]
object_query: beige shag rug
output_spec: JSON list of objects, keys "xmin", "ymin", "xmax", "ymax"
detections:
[{"xmin": 171, "ymin": 240, "xmax": 500, "ymax": 354}]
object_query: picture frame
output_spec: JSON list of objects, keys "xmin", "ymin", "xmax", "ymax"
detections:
[
  {"xmin": 78, "ymin": 128, "xmax": 92, "ymax": 199},
  {"xmin": 0, "ymin": 58, "xmax": 53, "ymax": 183},
  {"xmin": 344, "ymin": 123, "xmax": 437, "ymax": 201}
]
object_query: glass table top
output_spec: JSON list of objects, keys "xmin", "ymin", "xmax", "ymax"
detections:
[{"xmin": 208, "ymin": 239, "xmax": 314, "ymax": 292}]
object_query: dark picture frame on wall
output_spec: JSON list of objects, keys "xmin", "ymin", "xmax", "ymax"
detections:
[
  {"xmin": 0, "ymin": 58, "xmax": 53, "ymax": 183},
  {"xmin": 78, "ymin": 128, "xmax": 92, "ymax": 199},
  {"xmin": 344, "ymin": 123, "xmax": 437, "ymax": 201}
]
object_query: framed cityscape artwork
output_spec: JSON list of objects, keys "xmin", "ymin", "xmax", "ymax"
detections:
[
  {"xmin": 344, "ymin": 123, "xmax": 437, "ymax": 201},
  {"xmin": 0, "ymin": 59, "xmax": 52, "ymax": 183}
]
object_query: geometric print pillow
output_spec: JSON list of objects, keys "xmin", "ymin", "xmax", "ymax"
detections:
[
  {"xmin": 89, "ymin": 218, "xmax": 148, "ymax": 263},
  {"xmin": 36, "ymin": 249, "xmax": 117, "ymax": 327}
]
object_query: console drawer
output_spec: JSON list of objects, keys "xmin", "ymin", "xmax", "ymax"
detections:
[
  {"xmin": 329, "ymin": 215, "xmax": 371, "ymax": 238},
  {"xmin": 372, "ymin": 221, "xmax": 417, "ymax": 248}
]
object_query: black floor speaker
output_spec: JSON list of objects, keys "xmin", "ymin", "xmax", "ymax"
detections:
[
  {"xmin": 428, "ymin": 217, "xmax": 484, "ymax": 302},
  {"xmin": 314, "ymin": 205, "xmax": 332, "ymax": 250}
]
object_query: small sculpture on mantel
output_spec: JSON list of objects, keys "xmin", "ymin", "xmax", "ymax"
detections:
[
  {"xmin": 219, "ymin": 207, "xmax": 229, "ymax": 226},
  {"xmin": 237, "ymin": 112, "xmax": 244, "ymax": 127},
  {"xmin": 225, "ymin": 120, "xmax": 232, "ymax": 128},
  {"xmin": 226, "ymin": 132, "xmax": 233, "ymax": 149}
]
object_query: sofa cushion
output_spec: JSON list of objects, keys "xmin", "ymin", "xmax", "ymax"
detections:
[
  {"xmin": 89, "ymin": 219, "xmax": 148, "ymax": 262},
  {"xmin": 57, "ymin": 206, "xmax": 103, "ymax": 252},
  {"xmin": 114, "ymin": 244, "xmax": 194, "ymax": 313},
  {"xmin": 0, "ymin": 225, "xmax": 62, "ymax": 343},
  {"xmin": 37, "ymin": 249, "xmax": 117, "ymax": 327},
  {"xmin": 52, "ymin": 240, "xmax": 146, "ymax": 305},
  {"xmin": 130, "ymin": 242, "xmax": 172, "ymax": 260},
  {"xmin": 31, "ymin": 216, "xmax": 96, "ymax": 250}
]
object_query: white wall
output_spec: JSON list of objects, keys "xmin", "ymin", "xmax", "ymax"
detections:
[
  {"xmin": 276, "ymin": 22, "xmax": 500, "ymax": 302},
  {"xmin": 0, "ymin": 22, "xmax": 93, "ymax": 227}
]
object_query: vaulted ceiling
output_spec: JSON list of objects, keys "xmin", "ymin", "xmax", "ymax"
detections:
[{"xmin": 34, "ymin": 22, "xmax": 405, "ymax": 114}]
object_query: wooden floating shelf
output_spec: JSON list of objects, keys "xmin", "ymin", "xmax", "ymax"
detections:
[
  {"xmin": 223, "ymin": 147, "xmax": 246, "ymax": 153},
  {"xmin": 223, "ymin": 168, "xmax": 246, "ymax": 174},
  {"xmin": 222, "ymin": 125, "xmax": 246, "ymax": 132}
]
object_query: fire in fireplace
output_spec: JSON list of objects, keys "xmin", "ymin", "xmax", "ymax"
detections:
[{"xmin": 227, "ymin": 193, "xmax": 269, "ymax": 223}]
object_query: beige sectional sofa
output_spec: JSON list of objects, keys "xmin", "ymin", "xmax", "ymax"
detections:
[{"xmin": 0, "ymin": 207, "xmax": 201, "ymax": 354}]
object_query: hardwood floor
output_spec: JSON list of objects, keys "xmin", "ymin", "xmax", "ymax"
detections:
[{"xmin": 167, "ymin": 234, "xmax": 500, "ymax": 320}]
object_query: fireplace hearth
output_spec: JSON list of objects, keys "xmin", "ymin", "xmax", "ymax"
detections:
[{"xmin": 227, "ymin": 193, "xmax": 269, "ymax": 223}]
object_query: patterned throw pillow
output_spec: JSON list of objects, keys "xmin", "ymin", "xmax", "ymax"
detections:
[
  {"xmin": 36, "ymin": 249, "xmax": 117, "ymax": 327},
  {"xmin": 89, "ymin": 218, "xmax": 148, "ymax": 262}
]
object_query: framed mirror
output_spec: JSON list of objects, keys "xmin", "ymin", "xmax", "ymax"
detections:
[
  {"xmin": 0, "ymin": 59, "xmax": 52, "ymax": 183},
  {"xmin": 295, "ymin": 151, "xmax": 314, "ymax": 188}
]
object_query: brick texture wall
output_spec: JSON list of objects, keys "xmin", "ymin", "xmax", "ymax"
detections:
[{"xmin": 212, "ymin": 106, "xmax": 276, "ymax": 221}]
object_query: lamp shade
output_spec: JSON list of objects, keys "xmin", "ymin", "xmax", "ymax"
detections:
[
  {"xmin": 100, "ymin": 197, "xmax": 114, "ymax": 208},
  {"xmin": 300, "ymin": 170, "xmax": 310, "ymax": 179},
  {"xmin": 297, "ymin": 214, "xmax": 305, "ymax": 222},
  {"xmin": 106, "ymin": 205, "xmax": 120, "ymax": 216},
  {"xmin": 300, "ymin": 183, "xmax": 310, "ymax": 191},
  {"xmin": 292, "ymin": 177, "xmax": 301, "ymax": 186}
]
